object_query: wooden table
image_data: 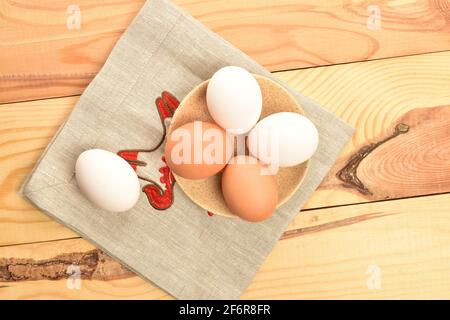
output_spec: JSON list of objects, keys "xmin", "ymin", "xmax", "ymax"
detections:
[{"xmin": 1, "ymin": 0, "xmax": 450, "ymax": 299}]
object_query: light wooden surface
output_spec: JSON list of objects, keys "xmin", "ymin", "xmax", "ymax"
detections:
[
  {"xmin": 1, "ymin": 0, "xmax": 450, "ymax": 299},
  {"xmin": 1, "ymin": 0, "xmax": 450, "ymax": 103},
  {"xmin": 2, "ymin": 193, "xmax": 450, "ymax": 299}
]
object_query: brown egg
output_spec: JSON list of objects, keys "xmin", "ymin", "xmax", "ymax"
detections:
[
  {"xmin": 165, "ymin": 121, "xmax": 234, "ymax": 180},
  {"xmin": 222, "ymin": 155, "xmax": 278, "ymax": 222}
]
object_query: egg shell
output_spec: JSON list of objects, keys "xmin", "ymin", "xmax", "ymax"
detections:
[
  {"xmin": 75, "ymin": 149, "xmax": 140, "ymax": 212},
  {"xmin": 165, "ymin": 121, "xmax": 234, "ymax": 180},
  {"xmin": 207, "ymin": 66, "xmax": 262, "ymax": 134},
  {"xmin": 248, "ymin": 112, "xmax": 319, "ymax": 167},
  {"xmin": 222, "ymin": 155, "xmax": 278, "ymax": 222}
]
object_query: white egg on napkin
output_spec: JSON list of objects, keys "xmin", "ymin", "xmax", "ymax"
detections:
[
  {"xmin": 75, "ymin": 149, "xmax": 140, "ymax": 212},
  {"xmin": 206, "ymin": 66, "xmax": 262, "ymax": 134},
  {"xmin": 247, "ymin": 112, "xmax": 319, "ymax": 168}
]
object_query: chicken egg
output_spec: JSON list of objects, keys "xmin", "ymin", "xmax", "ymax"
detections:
[
  {"xmin": 221, "ymin": 155, "xmax": 278, "ymax": 222},
  {"xmin": 207, "ymin": 66, "xmax": 262, "ymax": 134},
  {"xmin": 165, "ymin": 121, "xmax": 234, "ymax": 180},
  {"xmin": 75, "ymin": 149, "xmax": 140, "ymax": 212},
  {"xmin": 248, "ymin": 112, "xmax": 319, "ymax": 168}
]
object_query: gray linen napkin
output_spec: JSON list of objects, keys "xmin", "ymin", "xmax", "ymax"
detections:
[{"xmin": 21, "ymin": 0, "xmax": 353, "ymax": 299}]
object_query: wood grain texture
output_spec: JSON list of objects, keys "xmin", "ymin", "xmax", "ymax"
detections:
[
  {"xmin": 340, "ymin": 106, "xmax": 450, "ymax": 198},
  {"xmin": 1, "ymin": 0, "xmax": 450, "ymax": 103},
  {"xmin": 1, "ymin": 51, "xmax": 450, "ymax": 247},
  {"xmin": 276, "ymin": 50, "xmax": 450, "ymax": 208},
  {"xmin": 0, "ymin": 97, "xmax": 79, "ymax": 246},
  {"xmin": 1, "ymin": 193, "xmax": 450, "ymax": 299}
]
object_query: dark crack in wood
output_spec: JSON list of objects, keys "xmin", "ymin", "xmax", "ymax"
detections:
[
  {"xmin": 0, "ymin": 249, "xmax": 134, "ymax": 282},
  {"xmin": 337, "ymin": 123, "xmax": 409, "ymax": 195},
  {"xmin": 281, "ymin": 211, "xmax": 391, "ymax": 240}
]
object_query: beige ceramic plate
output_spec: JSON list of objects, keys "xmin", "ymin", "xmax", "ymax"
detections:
[{"xmin": 168, "ymin": 75, "xmax": 309, "ymax": 218}]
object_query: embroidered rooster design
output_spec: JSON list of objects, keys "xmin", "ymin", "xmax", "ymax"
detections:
[
  {"xmin": 117, "ymin": 91, "xmax": 214, "ymax": 216},
  {"xmin": 117, "ymin": 92, "xmax": 178, "ymax": 210}
]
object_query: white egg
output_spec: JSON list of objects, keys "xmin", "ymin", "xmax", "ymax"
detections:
[
  {"xmin": 207, "ymin": 66, "xmax": 262, "ymax": 134},
  {"xmin": 75, "ymin": 149, "xmax": 140, "ymax": 212},
  {"xmin": 248, "ymin": 112, "xmax": 319, "ymax": 167}
]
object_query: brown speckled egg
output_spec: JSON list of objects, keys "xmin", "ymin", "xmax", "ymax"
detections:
[
  {"xmin": 165, "ymin": 121, "xmax": 233, "ymax": 180},
  {"xmin": 222, "ymin": 155, "xmax": 278, "ymax": 222}
]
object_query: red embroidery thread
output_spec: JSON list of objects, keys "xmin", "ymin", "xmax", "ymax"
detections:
[
  {"xmin": 141, "ymin": 156, "xmax": 175, "ymax": 210},
  {"xmin": 117, "ymin": 91, "xmax": 179, "ymax": 210}
]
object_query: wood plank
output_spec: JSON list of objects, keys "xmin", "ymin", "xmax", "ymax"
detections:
[
  {"xmin": 1, "ymin": 51, "xmax": 450, "ymax": 246},
  {"xmin": 1, "ymin": 0, "xmax": 450, "ymax": 103},
  {"xmin": 0, "ymin": 97, "xmax": 79, "ymax": 244},
  {"xmin": 1, "ymin": 193, "xmax": 450, "ymax": 299},
  {"xmin": 276, "ymin": 50, "xmax": 450, "ymax": 209}
]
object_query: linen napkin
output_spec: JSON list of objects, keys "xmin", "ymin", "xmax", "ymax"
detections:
[{"xmin": 22, "ymin": 0, "xmax": 353, "ymax": 299}]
